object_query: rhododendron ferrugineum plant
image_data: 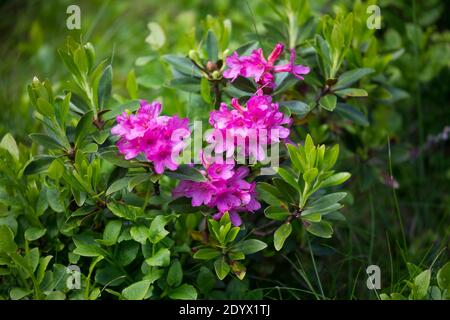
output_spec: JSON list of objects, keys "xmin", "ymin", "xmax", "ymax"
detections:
[{"xmin": 18, "ymin": 12, "xmax": 359, "ymax": 296}]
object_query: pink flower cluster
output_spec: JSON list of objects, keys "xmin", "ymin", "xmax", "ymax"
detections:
[
  {"xmin": 173, "ymin": 154, "xmax": 260, "ymax": 226},
  {"xmin": 223, "ymin": 43, "xmax": 310, "ymax": 89},
  {"xmin": 111, "ymin": 100, "xmax": 190, "ymax": 174},
  {"xmin": 207, "ymin": 94, "xmax": 291, "ymax": 161}
]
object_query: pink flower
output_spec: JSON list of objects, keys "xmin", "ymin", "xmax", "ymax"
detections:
[
  {"xmin": 207, "ymin": 94, "xmax": 291, "ymax": 161},
  {"xmin": 172, "ymin": 154, "xmax": 260, "ymax": 226},
  {"xmin": 223, "ymin": 43, "xmax": 310, "ymax": 89},
  {"xmin": 111, "ymin": 100, "xmax": 190, "ymax": 174}
]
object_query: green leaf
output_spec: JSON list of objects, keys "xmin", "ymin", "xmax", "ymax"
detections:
[
  {"xmin": 29, "ymin": 133, "xmax": 64, "ymax": 149},
  {"xmin": 0, "ymin": 225, "xmax": 17, "ymax": 253},
  {"xmin": 206, "ymin": 30, "xmax": 219, "ymax": 61},
  {"xmin": 75, "ymin": 111, "xmax": 94, "ymax": 147},
  {"xmin": 162, "ymin": 55, "xmax": 201, "ymax": 77},
  {"xmin": 127, "ymin": 174, "xmax": 149, "ymax": 192},
  {"xmin": 168, "ymin": 77, "xmax": 200, "ymax": 93},
  {"xmin": 25, "ymin": 248, "xmax": 40, "ymax": 273},
  {"xmin": 256, "ymin": 182, "xmax": 284, "ymax": 206},
  {"xmin": 196, "ymin": 267, "xmax": 215, "ymax": 293},
  {"xmin": 275, "ymin": 167, "xmax": 301, "ymax": 191},
  {"xmin": 107, "ymin": 202, "xmax": 141, "ymax": 221},
  {"xmin": 193, "ymin": 248, "xmax": 221, "ymax": 260},
  {"xmin": 306, "ymin": 221, "xmax": 333, "ymax": 238},
  {"xmin": 168, "ymin": 284, "xmax": 197, "ymax": 300},
  {"xmin": 335, "ymin": 88, "xmax": 368, "ymax": 98},
  {"xmin": 319, "ymin": 95, "xmax": 337, "ymax": 111},
  {"xmin": 437, "ymin": 262, "xmax": 450, "ymax": 291},
  {"xmin": 37, "ymin": 255, "xmax": 53, "ymax": 284},
  {"xmin": 130, "ymin": 225, "xmax": 149, "ymax": 245},
  {"xmin": 100, "ymin": 150, "xmax": 142, "ymax": 168},
  {"xmin": 279, "ymin": 101, "xmax": 309, "ymax": 116},
  {"xmin": 264, "ymin": 206, "xmax": 290, "ymax": 221},
  {"xmin": 200, "ymin": 77, "xmax": 212, "ymax": 104},
  {"xmin": 335, "ymin": 103, "xmax": 369, "ymax": 126},
  {"xmin": 116, "ymin": 241, "xmax": 139, "ymax": 267},
  {"xmin": 148, "ymin": 215, "xmax": 170, "ymax": 244},
  {"xmin": 122, "ymin": 280, "xmax": 151, "ymax": 300},
  {"xmin": 0, "ymin": 133, "xmax": 19, "ymax": 161},
  {"xmin": 126, "ymin": 69, "xmax": 138, "ymax": 99},
  {"xmin": 106, "ymin": 177, "xmax": 131, "ymax": 196},
  {"xmin": 414, "ymin": 269, "xmax": 431, "ymax": 299},
  {"xmin": 320, "ymin": 172, "xmax": 351, "ymax": 187},
  {"xmin": 323, "ymin": 144, "xmax": 339, "ymax": 170},
  {"xmin": 274, "ymin": 223, "xmax": 292, "ymax": 251},
  {"xmin": 334, "ymin": 68, "xmax": 374, "ymax": 90},
  {"xmin": 98, "ymin": 220, "xmax": 122, "ymax": 246},
  {"xmin": 287, "ymin": 144, "xmax": 303, "ymax": 173},
  {"xmin": 230, "ymin": 76, "xmax": 256, "ymax": 92},
  {"xmin": 303, "ymin": 168, "xmax": 319, "ymax": 184},
  {"xmin": 46, "ymin": 291, "xmax": 66, "ymax": 300},
  {"xmin": 98, "ymin": 65, "xmax": 112, "ymax": 109},
  {"xmin": 36, "ymin": 98, "xmax": 54, "ymax": 117},
  {"xmin": 145, "ymin": 248, "xmax": 170, "ymax": 267},
  {"xmin": 23, "ymin": 156, "xmax": 55, "ymax": 175},
  {"xmin": 308, "ymin": 192, "xmax": 347, "ymax": 211},
  {"xmin": 24, "ymin": 227, "xmax": 46, "ymax": 241},
  {"xmin": 167, "ymin": 259, "xmax": 183, "ymax": 287},
  {"xmin": 73, "ymin": 238, "xmax": 108, "ymax": 257},
  {"xmin": 165, "ymin": 164, "xmax": 206, "ymax": 182},
  {"xmin": 234, "ymin": 239, "xmax": 267, "ymax": 254},
  {"xmin": 214, "ymin": 257, "xmax": 230, "ymax": 280},
  {"xmin": 10, "ymin": 287, "xmax": 32, "ymax": 300}
]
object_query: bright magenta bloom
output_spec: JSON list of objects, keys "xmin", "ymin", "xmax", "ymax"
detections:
[
  {"xmin": 111, "ymin": 100, "xmax": 190, "ymax": 174},
  {"xmin": 172, "ymin": 154, "xmax": 260, "ymax": 226},
  {"xmin": 223, "ymin": 43, "xmax": 310, "ymax": 89},
  {"xmin": 207, "ymin": 94, "xmax": 291, "ymax": 161}
]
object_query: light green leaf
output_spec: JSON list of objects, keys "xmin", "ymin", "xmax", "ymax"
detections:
[
  {"xmin": 264, "ymin": 206, "xmax": 290, "ymax": 221},
  {"xmin": 274, "ymin": 223, "xmax": 292, "ymax": 251},
  {"xmin": 168, "ymin": 284, "xmax": 197, "ymax": 300},
  {"xmin": 193, "ymin": 248, "xmax": 221, "ymax": 260},
  {"xmin": 275, "ymin": 167, "xmax": 300, "ymax": 191},
  {"xmin": 130, "ymin": 225, "xmax": 149, "ymax": 245},
  {"xmin": 214, "ymin": 257, "xmax": 230, "ymax": 280},
  {"xmin": 0, "ymin": 225, "xmax": 17, "ymax": 253},
  {"xmin": 335, "ymin": 88, "xmax": 368, "ymax": 98},
  {"xmin": 0, "ymin": 133, "xmax": 19, "ymax": 161},
  {"xmin": 414, "ymin": 269, "xmax": 431, "ymax": 299},
  {"xmin": 148, "ymin": 215, "xmax": 170, "ymax": 244},
  {"xmin": 234, "ymin": 239, "xmax": 267, "ymax": 255},
  {"xmin": 306, "ymin": 221, "xmax": 333, "ymax": 238},
  {"xmin": 320, "ymin": 172, "xmax": 351, "ymax": 187},
  {"xmin": 437, "ymin": 262, "xmax": 450, "ymax": 291},
  {"xmin": 122, "ymin": 280, "xmax": 151, "ymax": 300},
  {"xmin": 334, "ymin": 68, "xmax": 374, "ymax": 90},
  {"xmin": 319, "ymin": 95, "xmax": 337, "ymax": 111},
  {"xmin": 145, "ymin": 248, "xmax": 170, "ymax": 267},
  {"xmin": 24, "ymin": 227, "xmax": 46, "ymax": 241}
]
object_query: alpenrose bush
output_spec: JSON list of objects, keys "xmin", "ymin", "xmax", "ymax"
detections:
[{"xmin": 0, "ymin": 13, "xmax": 371, "ymax": 300}]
